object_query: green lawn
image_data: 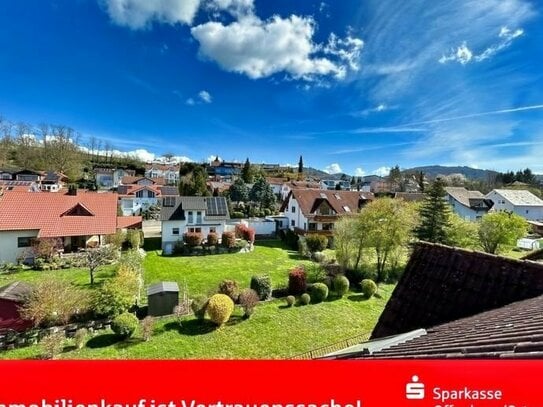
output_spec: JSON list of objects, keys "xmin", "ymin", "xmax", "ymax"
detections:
[{"xmin": 0, "ymin": 240, "xmax": 394, "ymax": 359}]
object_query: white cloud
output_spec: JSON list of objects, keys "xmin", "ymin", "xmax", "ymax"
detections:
[
  {"xmin": 198, "ymin": 90, "xmax": 212, "ymax": 103},
  {"xmin": 191, "ymin": 14, "xmax": 363, "ymax": 80},
  {"xmin": 372, "ymin": 166, "xmax": 390, "ymax": 177},
  {"xmin": 358, "ymin": 103, "xmax": 388, "ymax": 116},
  {"xmin": 439, "ymin": 42, "xmax": 473, "ymax": 65},
  {"xmin": 185, "ymin": 98, "xmax": 195, "ymax": 105},
  {"xmin": 101, "ymin": 0, "xmax": 201, "ymax": 29},
  {"xmin": 206, "ymin": 0, "xmax": 254, "ymax": 17},
  {"xmin": 354, "ymin": 168, "xmax": 366, "ymax": 176},
  {"xmin": 439, "ymin": 26, "xmax": 524, "ymax": 65},
  {"xmin": 323, "ymin": 163, "xmax": 343, "ymax": 174}
]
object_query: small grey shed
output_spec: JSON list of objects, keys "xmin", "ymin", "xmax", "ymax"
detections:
[{"xmin": 147, "ymin": 282, "xmax": 179, "ymax": 317}]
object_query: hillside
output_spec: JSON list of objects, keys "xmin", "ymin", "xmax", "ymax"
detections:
[{"xmin": 402, "ymin": 165, "xmax": 498, "ymax": 181}]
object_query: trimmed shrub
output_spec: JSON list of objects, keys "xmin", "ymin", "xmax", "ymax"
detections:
[
  {"xmin": 111, "ymin": 313, "xmax": 139, "ymax": 339},
  {"xmin": 310, "ymin": 282, "xmax": 329, "ymax": 303},
  {"xmin": 74, "ymin": 328, "xmax": 88, "ymax": 350},
  {"xmin": 300, "ymin": 293, "xmax": 311, "ymax": 305},
  {"xmin": 361, "ymin": 279, "xmax": 378, "ymax": 298},
  {"xmin": 306, "ymin": 263, "xmax": 326, "ymax": 284},
  {"xmin": 218, "ymin": 279, "xmax": 240, "ymax": 303},
  {"xmin": 190, "ymin": 295, "xmax": 209, "ymax": 320},
  {"xmin": 40, "ymin": 332, "xmax": 65, "ymax": 359},
  {"xmin": 231, "ymin": 211, "xmax": 245, "ymax": 219},
  {"xmin": 238, "ymin": 288, "xmax": 259, "ymax": 318},
  {"xmin": 283, "ymin": 229, "xmax": 299, "ymax": 250},
  {"xmin": 250, "ymin": 275, "xmax": 272, "ymax": 300},
  {"xmin": 312, "ymin": 251, "xmax": 327, "ymax": 263},
  {"xmin": 235, "ymin": 224, "xmax": 256, "ymax": 243},
  {"xmin": 333, "ymin": 275, "xmax": 350, "ymax": 297},
  {"xmin": 207, "ymin": 294, "xmax": 234, "ymax": 326},
  {"xmin": 288, "ymin": 266, "xmax": 307, "ymax": 295},
  {"xmin": 285, "ymin": 295, "xmax": 295, "ymax": 307},
  {"xmin": 207, "ymin": 232, "xmax": 219, "ymax": 246},
  {"xmin": 93, "ymin": 265, "xmax": 139, "ymax": 318},
  {"xmin": 184, "ymin": 232, "xmax": 203, "ymax": 247},
  {"xmin": 141, "ymin": 316, "xmax": 155, "ymax": 341},
  {"xmin": 298, "ymin": 237, "xmax": 310, "ymax": 258},
  {"xmin": 271, "ymin": 286, "xmax": 289, "ymax": 298},
  {"xmin": 305, "ymin": 234, "xmax": 328, "ymax": 253},
  {"xmin": 221, "ymin": 232, "xmax": 236, "ymax": 248}
]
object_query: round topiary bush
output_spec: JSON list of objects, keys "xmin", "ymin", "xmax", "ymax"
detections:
[
  {"xmin": 310, "ymin": 282, "xmax": 329, "ymax": 303},
  {"xmin": 218, "ymin": 279, "xmax": 240, "ymax": 303},
  {"xmin": 361, "ymin": 279, "xmax": 378, "ymax": 298},
  {"xmin": 111, "ymin": 312, "xmax": 138, "ymax": 339},
  {"xmin": 191, "ymin": 295, "xmax": 209, "ymax": 320},
  {"xmin": 285, "ymin": 295, "xmax": 295, "ymax": 307},
  {"xmin": 333, "ymin": 275, "xmax": 350, "ymax": 298},
  {"xmin": 206, "ymin": 294, "xmax": 235, "ymax": 326},
  {"xmin": 250, "ymin": 275, "xmax": 272, "ymax": 300},
  {"xmin": 300, "ymin": 293, "xmax": 311, "ymax": 305},
  {"xmin": 312, "ymin": 251, "xmax": 327, "ymax": 263},
  {"xmin": 238, "ymin": 288, "xmax": 259, "ymax": 318}
]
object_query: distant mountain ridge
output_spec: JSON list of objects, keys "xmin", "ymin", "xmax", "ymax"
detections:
[{"xmin": 402, "ymin": 165, "xmax": 499, "ymax": 181}]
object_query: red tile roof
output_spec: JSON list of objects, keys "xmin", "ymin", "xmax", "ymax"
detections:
[
  {"xmin": 282, "ymin": 189, "xmax": 374, "ymax": 216},
  {"xmin": 117, "ymin": 216, "xmax": 143, "ymax": 229},
  {"xmin": 0, "ymin": 191, "xmax": 119, "ymax": 237}
]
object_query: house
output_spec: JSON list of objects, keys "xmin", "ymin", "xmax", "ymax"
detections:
[
  {"xmin": 320, "ymin": 179, "xmax": 352, "ymax": 191},
  {"xmin": 324, "ymin": 242, "xmax": 543, "ymax": 359},
  {"xmin": 0, "ymin": 190, "xmax": 142, "ymax": 264},
  {"xmin": 40, "ymin": 172, "xmax": 68, "ymax": 192},
  {"xmin": 281, "ymin": 189, "xmax": 374, "ymax": 236},
  {"xmin": 0, "ymin": 282, "xmax": 33, "ymax": 332},
  {"xmin": 280, "ymin": 180, "xmax": 321, "ymax": 201},
  {"xmin": 445, "ymin": 187, "xmax": 493, "ymax": 220},
  {"xmin": 161, "ymin": 196, "xmax": 230, "ymax": 254},
  {"xmin": 486, "ymin": 189, "xmax": 543, "ymax": 221},
  {"xmin": 94, "ymin": 167, "xmax": 136, "ymax": 189},
  {"xmin": 206, "ymin": 157, "xmax": 242, "ymax": 180},
  {"xmin": 206, "ymin": 180, "xmax": 232, "ymax": 196},
  {"xmin": 0, "ymin": 168, "xmax": 17, "ymax": 180},
  {"xmin": 13, "ymin": 169, "xmax": 44, "ymax": 182},
  {"xmin": 117, "ymin": 177, "xmax": 178, "ymax": 216},
  {"xmin": 266, "ymin": 177, "xmax": 288, "ymax": 198},
  {"xmin": 145, "ymin": 162, "xmax": 180, "ymax": 185}
]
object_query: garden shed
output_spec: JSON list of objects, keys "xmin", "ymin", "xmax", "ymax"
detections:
[
  {"xmin": 147, "ymin": 282, "xmax": 179, "ymax": 317},
  {"xmin": 0, "ymin": 281, "xmax": 32, "ymax": 331}
]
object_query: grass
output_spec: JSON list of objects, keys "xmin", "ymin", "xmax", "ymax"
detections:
[
  {"xmin": 0, "ymin": 240, "xmax": 395, "ymax": 359},
  {"xmin": 1, "ymin": 285, "xmax": 394, "ymax": 359},
  {"xmin": 144, "ymin": 240, "xmax": 313, "ymax": 296}
]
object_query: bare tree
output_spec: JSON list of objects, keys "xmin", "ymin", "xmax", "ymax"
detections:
[{"xmin": 78, "ymin": 245, "xmax": 119, "ymax": 286}]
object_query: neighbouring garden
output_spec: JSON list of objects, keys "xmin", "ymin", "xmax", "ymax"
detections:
[{"xmin": 0, "ymin": 240, "xmax": 395, "ymax": 359}]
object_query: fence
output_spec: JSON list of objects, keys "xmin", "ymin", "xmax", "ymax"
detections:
[{"xmin": 291, "ymin": 331, "xmax": 371, "ymax": 360}]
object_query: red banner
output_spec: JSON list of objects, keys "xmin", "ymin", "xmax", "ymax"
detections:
[{"xmin": 0, "ymin": 361, "xmax": 541, "ymax": 407}]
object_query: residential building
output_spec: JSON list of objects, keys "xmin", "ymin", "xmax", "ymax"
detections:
[
  {"xmin": 145, "ymin": 162, "xmax": 180, "ymax": 185},
  {"xmin": 281, "ymin": 189, "xmax": 374, "ymax": 236},
  {"xmin": 117, "ymin": 177, "xmax": 178, "ymax": 216},
  {"xmin": 280, "ymin": 180, "xmax": 321, "ymax": 201},
  {"xmin": 40, "ymin": 171, "xmax": 68, "ymax": 192},
  {"xmin": 160, "ymin": 196, "xmax": 230, "ymax": 254},
  {"xmin": 13, "ymin": 169, "xmax": 44, "ymax": 182},
  {"xmin": 324, "ymin": 242, "xmax": 543, "ymax": 359},
  {"xmin": 206, "ymin": 157, "xmax": 242, "ymax": 180},
  {"xmin": 0, "ymin": 168, "xmax": 17, "ymax": 180},
  {"xmin": 486, "ymin": 189, "xmax": 543, "ymax": 221},
  {"xmin": 266, "ymin": 177, "xmax": 288, "ymax": 198},
  {"xmin": 0, "ymin": 190, "xmax": 142, "ymax": 264},
  {"xmin": 320, "ymin": 179, "xmax": 352, "ymax": 191},
  {"xmin": 393, "ymin": 192, "xmax": 426, "ymax": 203},
  {"xmin": 445, "ymin": 187, "xmax": 493, "ymax": 220},
  {"xmin": 206, "ymin": 180, "xmax": 232, "ymax": 196},
  {"xmin": 94, "ymin": 167, "xmax": 136, "ymax": 189}
]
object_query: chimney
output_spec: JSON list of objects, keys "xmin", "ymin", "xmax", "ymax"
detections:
[{"xmin": 67, "ymin": 184, "xmax": 78, "ymax": 196}]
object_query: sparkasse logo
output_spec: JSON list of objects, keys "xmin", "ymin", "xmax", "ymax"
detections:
[{"xmin": 406, "ymin": 376, "xmax": 425, "ymax": 400}]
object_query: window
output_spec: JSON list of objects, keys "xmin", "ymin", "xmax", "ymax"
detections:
[
  {"xmin": 291, "ymin": 220, "xmax": 295, "ymax": 227},
  {"xmin": 172, "ymin": 228, "xmax": 179, "ymax": 235},
  {"xmin": 304, "ymin": 222, "xmax": 307, "ymax": 230},
  {"xmin": 322, "ymin": 223, "xmax": 334, "ymax": 231},
  {"xmin": 17, "ymin": 237, "xmax": 33, "ymax": 248},
  {"xmin": 163, "ymin": 197, "xmax": 175, "ymax": 207},
  {"xmin": 526, "ymin": 210, "xmax": 530, "ymax": 214},
  {"xmin": 188, "ymin": 211, "xmax": 194, "ymax": 223},
  {"xmin": 196, "ymin": 211, "xmax": 202, "ymax": 223},
  {"xmin": 136, "ymin": 190, "xmax": 144, "ymax": 198},
  {"xmin": 291, "ymin": 206, "xmax": 296, "ymax": 213},
  {"xmin": 308, "ymin": 223, "xmax": 317, "ymax": 231},
  {"xmin": 343, "ymin": 206, "xmax": 351, "ymax": 212},
  {"xmin": 188, "ymin": 227, "xmax": 202, "ymax": 233}
]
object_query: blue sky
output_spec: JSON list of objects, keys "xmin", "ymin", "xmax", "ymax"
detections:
[{"xmin": 1, "ymin": 0, "xmax": 542, "ymax": 176}]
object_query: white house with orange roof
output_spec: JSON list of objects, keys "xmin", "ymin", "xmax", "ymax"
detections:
[{"xmin": 0, "ymin": 189, "xmax": 141, "ymax": 264}]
